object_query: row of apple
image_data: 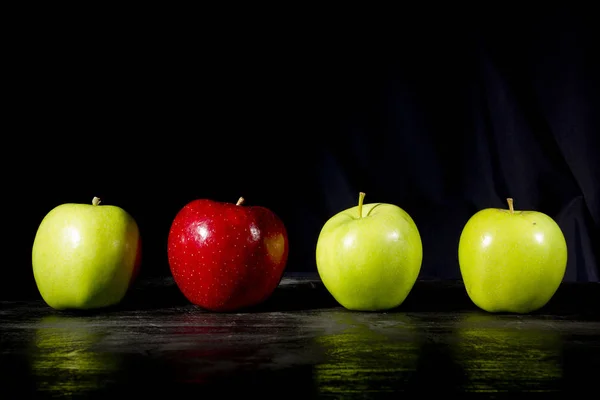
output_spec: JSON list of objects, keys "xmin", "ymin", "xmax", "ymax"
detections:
[{"xmin": 31, "ymin": 192, "xmax": 568, "ymax": 314}]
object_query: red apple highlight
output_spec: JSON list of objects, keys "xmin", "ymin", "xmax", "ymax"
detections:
[{"xmin": 167, "ymin": 197, "xmax": 289, "ymax": 311}]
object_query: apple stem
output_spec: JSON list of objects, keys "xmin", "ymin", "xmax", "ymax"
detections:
[
  {"xmin": 236, "ymin": 197, "xmax": 245, "ymax": 206},
  {"xmin": 507, "ymin": 198, "xmax": 514, "ymax": 214},
  {"xmin": 92, "ymin": 197, "xmax": 101, "ymax": 206},
  {"xmin": 358, "ymin": 192, "xmax": 366, "ymax": 218}
]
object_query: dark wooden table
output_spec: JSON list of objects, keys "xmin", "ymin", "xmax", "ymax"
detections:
[{"xmin": 2, "ymin": 274, "xmax": 599, "ymax": 398}]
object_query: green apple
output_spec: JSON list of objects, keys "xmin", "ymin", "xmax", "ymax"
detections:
[
  {"xmin": 32, "ymin": 197, "xmax": 141, "ymax": 310},
  {"xmin": 315, "ymin": 192, "xmax": 423, "ymax": 311},
  {"xmin": 458, "ymin": 198, "xmax": 568, "ymax": 314}
]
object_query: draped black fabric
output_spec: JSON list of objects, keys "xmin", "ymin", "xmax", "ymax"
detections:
[
  {"xmin": 4, "ymin": 8, "xmax": 598, "ymax": 299},
  {"xmin": 297, "ymin": 11, "xmax": 600, "ymax": 283}
]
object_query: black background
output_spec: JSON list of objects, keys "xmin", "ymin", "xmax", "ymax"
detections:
[{"xmin": 3, "ymin": 6, "xmax": 598, "ymax": 300}]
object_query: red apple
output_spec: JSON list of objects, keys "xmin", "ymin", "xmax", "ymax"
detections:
[
  {"xmin": 167, "ymin": 196, "xmax": 289, "ymax": 311},
  {"xmin": 130, "ymin": 236, "xmax": 143, "ymax": 285}
]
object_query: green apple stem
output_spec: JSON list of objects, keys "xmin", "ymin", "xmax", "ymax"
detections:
[
  {"xmin": 236, "ymin": 197, "xmax": 245, "ymax": 206},
  {"xmin": 92, "ymin": 197, "xmax": 101, "ymax": 206},
  {"xmin": 507, "ymin": 198, "xmax": 514, "ymax": 214},
  {"xmin": 358, "ymin": 192, "xmax": 366, "ymax": 218}
]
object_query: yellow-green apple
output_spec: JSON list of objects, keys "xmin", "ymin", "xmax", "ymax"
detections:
[
  {"xmin": 32, "ymin": 197, "xmax": 141, "ymax": 310},
  {"xmin": 458, "ymin": 198, "xmax": 568, "ymax": 313},
  {"xmin": 315, "ymin": 192, "xmax": 423, "ymax": 311}
]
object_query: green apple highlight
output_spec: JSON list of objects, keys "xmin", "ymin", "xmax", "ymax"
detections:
[
  {"xmin": 458, "ymin": 198, "xmax": 568, "ymax": 314},
  {"xmin": 32, "ymin": 197, "xmax": 141, "ymax": 310},
  {"xmin": 316, "ymin": 192, "xmax": 423, "ymax": 311}
]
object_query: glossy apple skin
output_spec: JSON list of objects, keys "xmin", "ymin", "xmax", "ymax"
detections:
[
  {"xmin": 316, "ymin": 202, "xmax": 423, "ymax": 311},
  {"xmin": 458, "ymin": 208, "xmax": 568, "ymax": 313},
  {"xmin": 32, "ymin": 201, "xmax": 141, "ymax": 310},
  {"xmin": 167, "ymin": 199, "xmax": 289, "ymax": 312}
]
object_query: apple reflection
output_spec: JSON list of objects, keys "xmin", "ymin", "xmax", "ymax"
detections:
[
  {"xmin": 164, "ymin": 311, "xmax": 256, "ymax": 380},
  {"xmin": 312, "ymin": 312, "xmax": 419, "ymax": 396},
  {"xmin": 144, "ymin": 310, "xmax": 326, "ymax": 399},
  {"xmin": 29, "ymin": 315, "xmax": 123, "ymax": 397},
  {"xmin": 453, "ymin": 312, "xmax": 562, "ymax": 392}
]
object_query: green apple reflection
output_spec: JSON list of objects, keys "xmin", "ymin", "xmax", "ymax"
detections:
[
  {"xmin": 312, "ymin": 312, "xmax": 419, "ymax": 396},
  {"xmin": 29, "ymin": 315, "xmax": 122, "ymax": 397},
  {"xmin": 453, "ymin": 312, "xmax": 562, "ymax": 392}
]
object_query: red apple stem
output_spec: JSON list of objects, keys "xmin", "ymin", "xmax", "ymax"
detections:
[
  {"xmin": 236, "ymin": 197, "xmax": 245, "ymax": 206},
  {"xmin": 92, "ymin": 197, "xmax": 101, "ymax": 206},
  {"xmin": 507, "ymin": 198, "xmax": 514, "ymax": 214},
  {"xmin": 358, "ymin": 192, "xmax": 366, "ymax": 218}
]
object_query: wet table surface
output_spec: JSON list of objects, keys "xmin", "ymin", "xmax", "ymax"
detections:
[{"xmin": 1, "ymin": 273, "xmax": 599, "ymax": 398}]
